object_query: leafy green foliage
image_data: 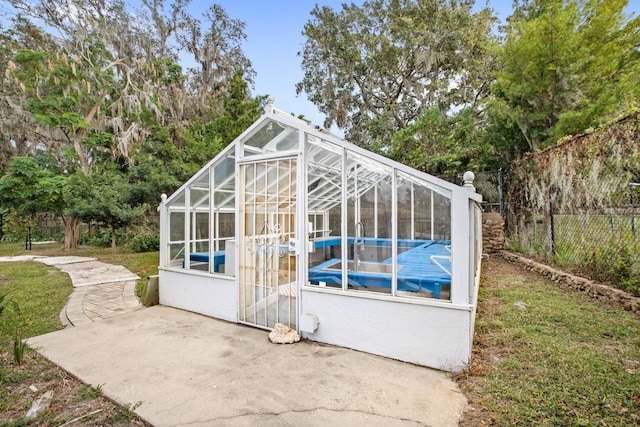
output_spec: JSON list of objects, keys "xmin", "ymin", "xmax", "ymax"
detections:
[
  {"xmin": 298, "ymin": 0, "xmax": 496, "ymax": 149},
  {"xmin": 492, "ymin": 0, "xmax": 640, "ymax": 151},
  {"xmin": 201, "ymin": 69, "xmax": 265, "ymax": 147},
  {"xmin": 390, "ymin": 107, "xmax": 495, "ymax": 174},
  {"xmin": 8, "ymin": 301, "xmax": 27, "ymax": 365},
  {"xmin": 0, "ymin": 157, "xmax": 63, "ymax": 216},
  {"xmin": 0, "ymin": 295, "xmax": 26, "ymax": 367},
  {"xmin": 65, "ymin": 169, "xmax": 147, "ymax": 251},
  {"xmin": 505, "ymin": 112, "xmax": 640, "ymax": 294},
  {"xmin": 580, "ymin": 243, "xmax": 640, "ymax": 296},
  {"xmin": 125, "ymin": 231, "xmax": 160, "ymax": 253}
]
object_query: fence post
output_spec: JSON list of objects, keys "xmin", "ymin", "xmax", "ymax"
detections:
[
  {"xmin": 498, "ymin": 167, "xmax": 505, "ymax": 218},
  {"xmin": 550, "ymin": 189, "xmax": 556, "ymax": 256},
  {"xmin": 631, "ymin": 186, "xmax": 636, "ymax": 235},
  {"xmin": 609, "ymin": 214, "xmax": 615, "ymax": 233},
  {"xmin": 25, "ymin": 225, "xmax": 32, "ymax": 251}
]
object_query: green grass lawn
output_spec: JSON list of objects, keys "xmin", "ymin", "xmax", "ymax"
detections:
[
  {"xmin": 0, "ymin": 242, "xmax": 159, "ymax": 280},
  {"xmin": 0, "ymin": 242, "xmax": 155, "ymax": 425},
  {"xmin": 460, "ymin": 258, "xmax": 640, "ymax": 426},
  {"xmin": 0, "ymin": 262, "xmax": 72, "ymax": 338}
]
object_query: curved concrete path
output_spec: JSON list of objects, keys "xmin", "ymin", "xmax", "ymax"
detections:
[{"xmin": 0, "ymin": 255, "xmax": 142, "ymax": 326}]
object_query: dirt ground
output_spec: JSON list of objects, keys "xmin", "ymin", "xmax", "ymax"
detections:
[{"xmin": 1, "ymin": 348, "xmax": 151, "ymax": 426}]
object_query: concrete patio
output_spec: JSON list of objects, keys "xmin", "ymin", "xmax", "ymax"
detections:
[{"xmin": 27, "ymin": 305, "xmax": 467, "ymax": 426}]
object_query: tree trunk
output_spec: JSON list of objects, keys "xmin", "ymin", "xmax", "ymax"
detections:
[
  {"xmin": 62, "ymin": 216, "xmax": 80, "ymax": 251},
  {"xmin": 111, "ymin": 224, "xmax": 116, "ymax": 254}
]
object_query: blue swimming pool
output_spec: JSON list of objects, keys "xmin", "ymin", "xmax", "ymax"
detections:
[
  {"xmin": 308, "ymin": 239, "xmax": 452, "ymax": 299},
  {"xmin": 184, "ymin": 238, "xmax": 452, "ymax": 299}
]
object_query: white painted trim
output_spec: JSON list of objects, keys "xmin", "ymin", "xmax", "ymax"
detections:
[
  {"xmin": 236, "ymin": 149, "xmax": 300, "ymax": 164},
  {"xmin": 159, "ymin": 197, "xmax": 168, "ymax": 268},
  {"xmin": 450, "ymin": 190, "xmax": 471, "ymax": 305},
  {"xmin": 302, "ymin": 285, "xmax": 472, "ymax": 311}
]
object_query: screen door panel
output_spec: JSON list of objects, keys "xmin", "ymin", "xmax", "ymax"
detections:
[{"xmin": 238, "ymin": 158, "xmax": 297, "ymax": 329}]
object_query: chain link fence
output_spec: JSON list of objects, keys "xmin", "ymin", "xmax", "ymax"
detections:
[
  {"xmin": 503, "ymin": 112, "xmax": 640, "ymax": 296},
  {"xmin": 438, "ymin": 113, "xmax": 640, "ymax": 296}
]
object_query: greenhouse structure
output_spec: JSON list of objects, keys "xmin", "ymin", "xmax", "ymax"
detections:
[{"xmin": 158, "ymin": 98, "xmax": 483, "ymax": 372}]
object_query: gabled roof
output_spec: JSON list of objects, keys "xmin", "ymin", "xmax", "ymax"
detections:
[{"xmin": 162, "ymin": 101, "xmax": 481, "ymax": 211}]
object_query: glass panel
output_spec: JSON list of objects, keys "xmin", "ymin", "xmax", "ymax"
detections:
[
  {"xmin": 346, "ymin": 152, "xmax": 392, "ymax": 295},
  {"xmin": 168, "ymin": 210, "xmax": 185, "ymax": 268},
  {"xmin": 188, "ymin": 211, "xmax": 209, "ymax": 271},
  {"xmin": 244, "ymin": 119, "xmax": 286, "ymax": 149},
  {"xmin": 434, "ymin": 190, "xmax": 452, "ymax": 240},
  {"xmin": 164, "ymin": 150, "xmax": 237, "ymax": 276},
  {"xmin": 414, "ymin": 184, "xmax": 432, "ymax": 240},
  {"xmin": 306, "ymin": 136, "xmax": 343, "ymax": 213},
  {"xmin": 214, "ymin": 191, "xmax": 234, "ymax": 210},
  {"xmin": 211, "ymin": 154, "xmax": 236, "ymax": 275},
  {"xmin": 396, "ymin": 171, "xmax": 452, "ymax": 300},
  {"xmin": 168, "ymin": 192, "xmax": 185, "ymax": 210},
  {"xmin": 273, "ymin": 129, "xmax": 299, "ymax": 151},
  {"xmin": 397, "ymin": 176, "xmax": 412, "ymax": 240},
  {"xmin": 307, "ymin": 139, "xmax": 343, "ymax": 288},
  {"xmin": 214, "ymin": 155, "xmax": 235, "ymax": 192},
  {"xmin": 213, "ymin": 212, "xmax": 235, "ymax": 274},
  {"xmin": 188, "ymin": 170, "xmax": 210, "ymax": 271},
  {"xmin": 242, "ymin": 119, "xmax": 299, "ymax": 155},
  {"xmin": 218, "ymin": 213, "xmax": 235, "ymax": 239},
  {"xmin": 377, "ymin": 178, "xmax": 393, "ymax": 239}
]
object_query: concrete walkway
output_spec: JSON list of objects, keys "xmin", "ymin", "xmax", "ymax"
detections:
[
  {"xmin": 3, "ymin": 254, "xmax": 467, "ymax": 426},
  {"xmin": 0, "ymin": 255, "xmax": 142, "ymax": 326}
]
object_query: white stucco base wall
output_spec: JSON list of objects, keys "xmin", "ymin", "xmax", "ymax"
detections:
[
  {"xmin": 159, "ymin": 269, "xmax": 237, "ymax": 322},
  {"xmin": 300, "ymin": 289, "xmax": 473, "ymax": 372}
]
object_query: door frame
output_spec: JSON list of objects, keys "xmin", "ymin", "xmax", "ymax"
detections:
[{"xmin": 236, "ymin": 153, "xmax": 301, "ymax": 330}]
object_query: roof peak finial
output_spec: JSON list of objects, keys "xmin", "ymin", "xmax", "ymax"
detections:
[
  {"xmin": 462, "ymin": 171, "xmax": 476, "ymax": 192},
  {"xmin": 265, "ymin": 95, "xmax": 275, "ymax": 114}
]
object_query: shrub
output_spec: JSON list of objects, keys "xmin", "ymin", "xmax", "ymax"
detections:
[
  {"xmin": 81, "ymin": 230, "xmax": 113, "ymax": 247},
  {"xmin": 126, "ymin": 231, "xmax": 159, "ymax": 253},
  {"xmin": 0, "ymin": 294, "xmax": 28, "ymax": 365},
  {"xmin": 0, "ymin": 212, "xmax": 38, "ymax": 243},
  {"xmin": 580, "ymin": 243, "xmax": 639, "ymax": 296}
]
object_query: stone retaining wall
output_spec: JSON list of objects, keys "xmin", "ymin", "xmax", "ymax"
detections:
[
  {"xmin": 500, "ymin": 251, "xmax": 640, "ymax": 316},
  {"xmin": 482, "ymin": 212, "xmax": 504, "ymax": 253}
]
